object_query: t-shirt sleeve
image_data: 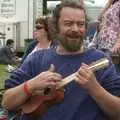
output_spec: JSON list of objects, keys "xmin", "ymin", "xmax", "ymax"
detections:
[
  {"xmin": 5, "ymin": 54, "xmax": 35, "ymax": 89},
  {"xmin": 100, "ymin": 62, "xmax": 120, "ymax": 97}
]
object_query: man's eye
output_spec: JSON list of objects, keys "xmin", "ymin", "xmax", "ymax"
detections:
[
  {"xmin": 78, "ymin": 23, "xmax": 85, "ymax": 26},
  {"xmin": 64, "ymin": 22, "xmax": 72, "ymax": 26}
]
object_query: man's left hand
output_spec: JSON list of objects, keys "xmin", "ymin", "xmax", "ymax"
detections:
[{"xmin": 75, "ymin": 63, "xmax": 100, "ymax": 92}]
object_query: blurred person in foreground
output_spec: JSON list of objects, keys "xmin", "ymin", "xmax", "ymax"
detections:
[
  {"xmin": 1, "ymin": 2, "xmax": 120, "ymax": 120},
  {"xmin": 95, "ymin": 0, "xmax": 120, "ymax": 53},
  {"xmin": 88, "ymin": 0, "xmax": 120, "ymax": 73},
  {"xmin": 0, "ymin": 39, "xmax": 20, "ymax": 65},
  {"xmin": 21, "ymin": 16, "xmax": 56, "ymax": 63}
]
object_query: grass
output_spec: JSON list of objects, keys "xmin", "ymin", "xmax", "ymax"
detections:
[
  {"xmin": 0, "ymin": 64, "xmax": 10, "ymax": 103},
  {"xmin": 0, "ymin": 64, "xmax": 9, "ymax": 89}
]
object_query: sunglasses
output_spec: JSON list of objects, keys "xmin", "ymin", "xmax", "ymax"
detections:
[{"xmin": 35, "ymin": 26, "xmax": 44, "ymax": 30}]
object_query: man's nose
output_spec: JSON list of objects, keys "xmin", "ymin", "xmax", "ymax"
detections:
[{"xmin": 71, "ymin": 24, "xmax": 79, "ymax": 32}]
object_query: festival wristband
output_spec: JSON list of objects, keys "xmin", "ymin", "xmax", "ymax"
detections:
[{"xmin": 23, "ymin": 81, "xmax": 31, "ymax": 96}]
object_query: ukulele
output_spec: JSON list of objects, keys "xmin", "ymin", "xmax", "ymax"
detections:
[{"xmin": 20, "ymin": 58, "xmax": 109, "ymax": 117}]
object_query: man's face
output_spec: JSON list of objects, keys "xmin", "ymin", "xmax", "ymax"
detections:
[{"xmin": 57, "ymin": 7, "xmax": 86, "ymax": 52}]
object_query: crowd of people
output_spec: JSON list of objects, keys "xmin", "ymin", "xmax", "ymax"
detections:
[{"xmin": 0, "ymin": 0, "xmax": 120, "ymax": 120}]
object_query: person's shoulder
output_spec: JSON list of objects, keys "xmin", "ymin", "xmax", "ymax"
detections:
[
  {"xmin": 84, "ymin": 48, "xmax": 110, "ymax": 69},
  {"xmin": 23, "ymin": 49, "xmax": 54, "ymax": 66},
  {"xmin": 87, "ymin": 48, "xmax": 105, "ymax": 59},
  {"xmin": 35, "ymin": 49, "xmax": 54, "ymax": 55},
  {"xmin": 88, "ymin": 48, "xmax": 104, "ymax": 55},
  {"xmin": 29, "ymin": 49, "xmax": 54, "ymax": 59}
]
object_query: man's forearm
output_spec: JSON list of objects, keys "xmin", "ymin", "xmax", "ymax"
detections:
[
  {"xmin": 2, "ymin": 83, "xmax": 29, "ymax": 110},
  {"xmin": 88, "ymin": 83, "xmax": 120, "ymax": 119}
]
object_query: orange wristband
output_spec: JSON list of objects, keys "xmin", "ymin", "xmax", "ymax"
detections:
[{"xmin": 23, "ymin": 81, "xmax": 31, "ymax": 96}]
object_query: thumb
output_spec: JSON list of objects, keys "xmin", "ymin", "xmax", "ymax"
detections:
[{"xmin": 49, "ymin": 64, "xmax": 55, "ymax": 72}]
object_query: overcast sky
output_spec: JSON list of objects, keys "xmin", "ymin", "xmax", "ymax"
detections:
[
  {"xmin": 94, "ymin": 0, "xmax": 108, "ymax": 6},
  {"xmin": 48, "ymin": 0, "xmax": 108, "ymax": 8}
]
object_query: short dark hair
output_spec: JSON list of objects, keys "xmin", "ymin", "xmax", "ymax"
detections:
[
  {"xmin": 6, "ymin": 39, "xmax": 14, "ymax": 46},
  {"xmin": 53, "ymin": 2, "xmax": 87, "ymax": 31}
]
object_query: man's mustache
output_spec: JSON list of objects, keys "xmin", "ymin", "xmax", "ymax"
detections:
[
  {"xmin": 66, "ymin": 33, "xmax": 82, "ymax": 38},
  {"xmin": 65, "ymin": 31, "xmax": 82, "ymax": 38}
]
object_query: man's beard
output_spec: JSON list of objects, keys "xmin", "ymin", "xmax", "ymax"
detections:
[{"xmin": 57, "ymin": 32, "xmax": 84, "ymax": 52}]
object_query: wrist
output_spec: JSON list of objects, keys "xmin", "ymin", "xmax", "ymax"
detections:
[
  {"xmin": 23, "ymin": 81, "xmax": 31, "ymax": 96},
  {"xmin": 23, "ymin": 80, "xmax": 35, "ymax": 96},
  {"xmin": 27, "ymin": 80, "xmax": 36, "ymax": 94},
  {"xmin": 87, "ymin": 82, "xmax": 102, "ymax": 96}
]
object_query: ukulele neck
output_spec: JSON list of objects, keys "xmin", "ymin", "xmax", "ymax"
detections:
[{"xmin": 56, "ymin": 58, "xmax": 109, "ymax": 89}]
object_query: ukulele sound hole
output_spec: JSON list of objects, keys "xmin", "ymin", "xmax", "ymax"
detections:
[{"xmin": 44, "ymin": 88, "xmax": 51, "ymax": 95}]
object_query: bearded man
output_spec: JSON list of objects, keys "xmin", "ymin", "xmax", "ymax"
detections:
[{"xmin": 2, "ymin": 2, "xmax": 120, "ymax": 120}]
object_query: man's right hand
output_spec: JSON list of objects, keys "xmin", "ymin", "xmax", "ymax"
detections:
[{"xmin": 27, "ymin": 64, "xmax": 62, "ymax": 94}]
